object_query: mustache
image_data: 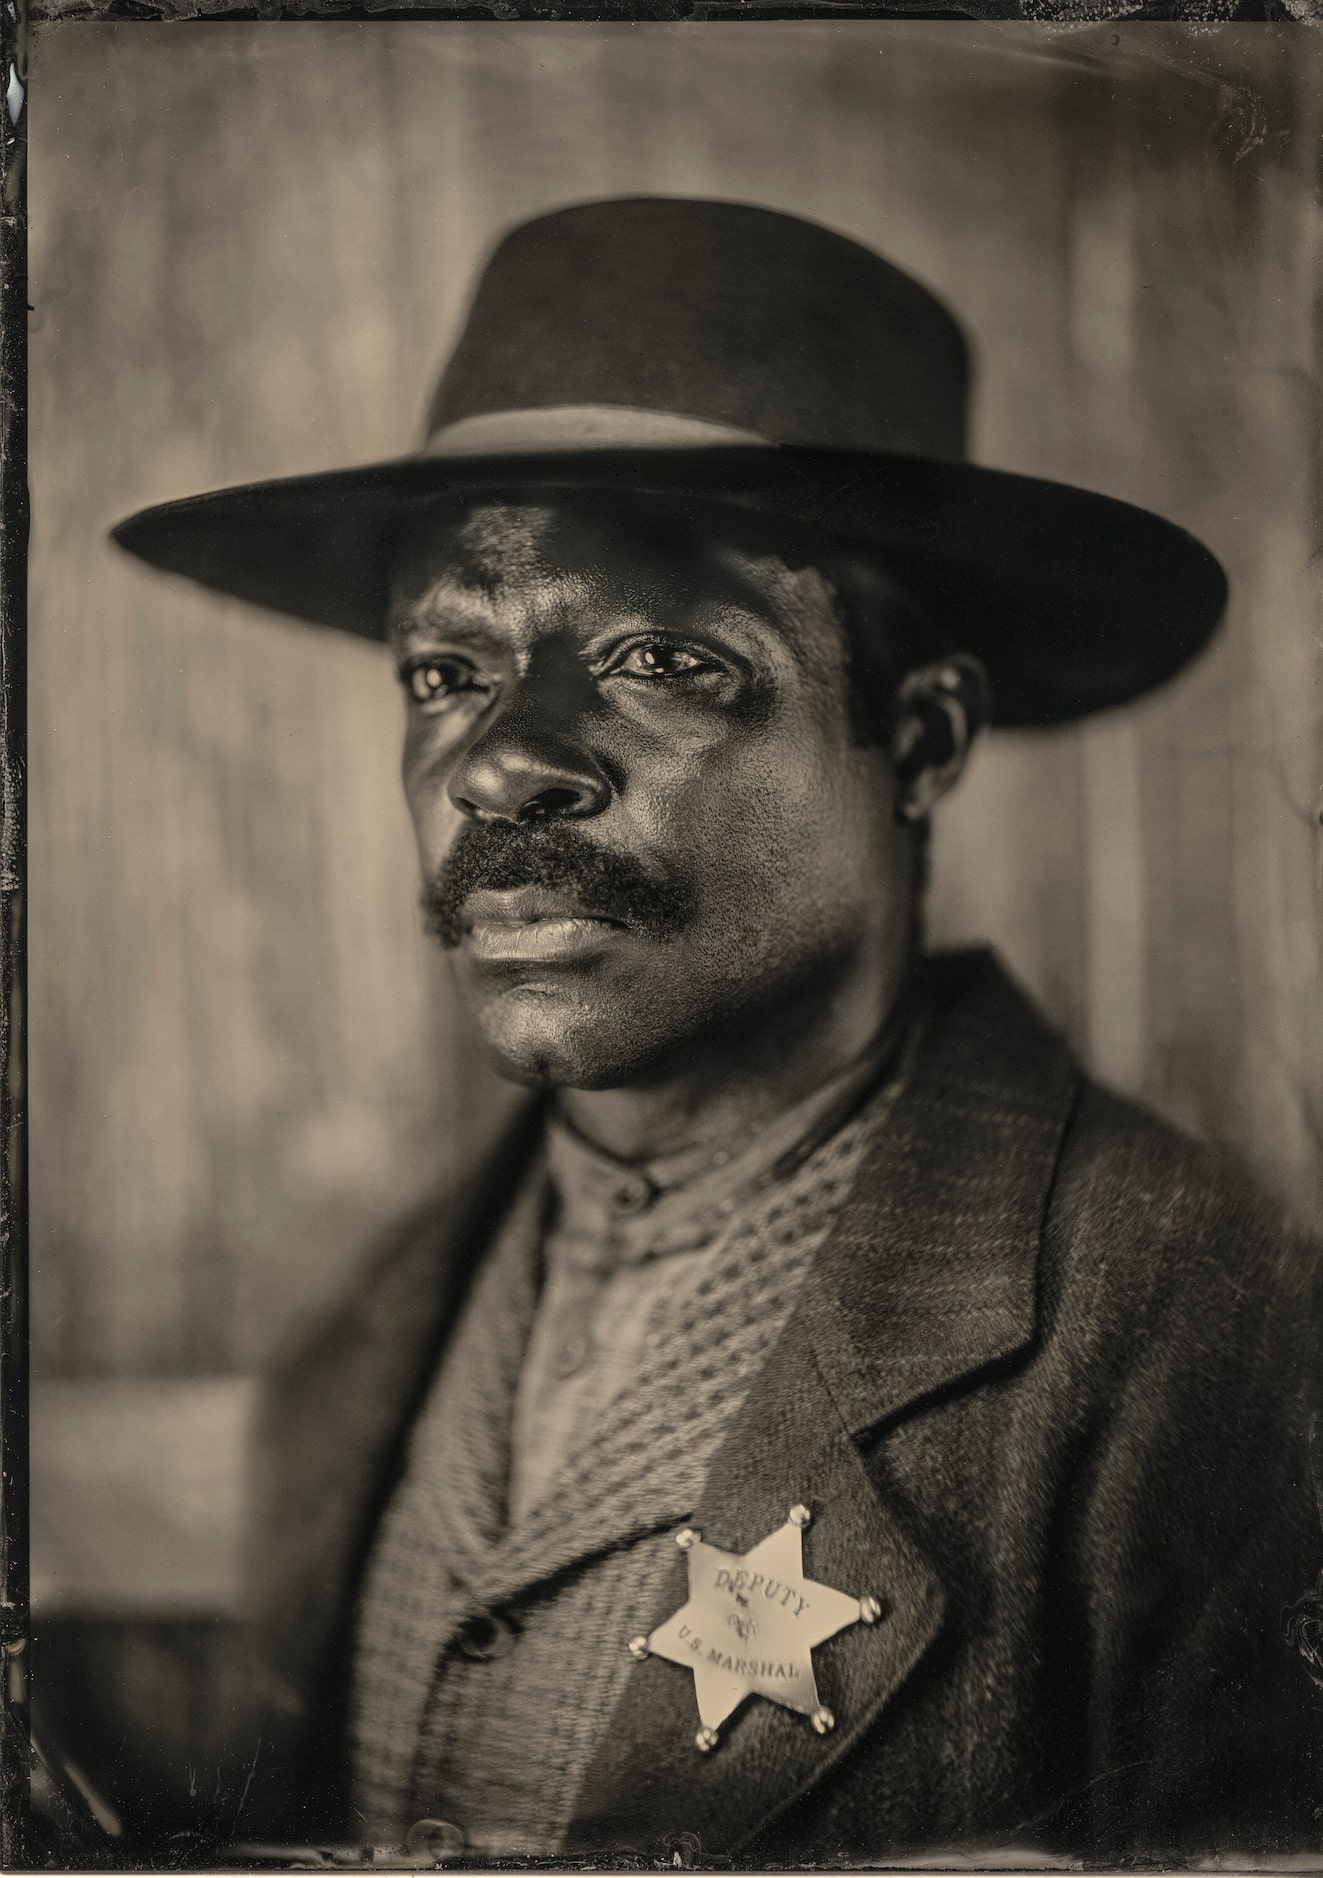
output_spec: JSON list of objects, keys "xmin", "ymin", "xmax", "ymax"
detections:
[{"xmin": 423, "ymin": 821, "xmax": 694, "ymax": 949}]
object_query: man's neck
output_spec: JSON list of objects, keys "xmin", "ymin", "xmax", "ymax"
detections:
[{"xmin": 557, "ymin": 942, "xmax": 917, "ymax": 1165}]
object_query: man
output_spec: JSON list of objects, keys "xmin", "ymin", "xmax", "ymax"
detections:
[{"xmin": 114, "ymin": 199, "xmax": 1322, "ymax": 1865}]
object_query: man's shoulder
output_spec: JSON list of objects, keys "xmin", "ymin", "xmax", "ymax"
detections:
[
  {"xmin": 1056, "ymin": 1073, "xmax": 1317, "ymax": 1306},
  {"xmin": 245, "ymin": 1097, "xmax": 545, "ymax": 1670},
  {"xmin": 924, "ymin": 946, "xmax": 1319, "ymax": 1345},
  {"xmin": 1036, "ymin": 1062, "xmax": 1321, "ymax": 1413}
]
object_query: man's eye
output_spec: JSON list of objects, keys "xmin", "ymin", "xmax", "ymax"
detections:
[
  {"xmin": 401, "ymin": 658, "xmax": 479, "ymax": 705},
  {"xmin": 612, "ymin": 644, "xmax": 710, "ymax": 680}
]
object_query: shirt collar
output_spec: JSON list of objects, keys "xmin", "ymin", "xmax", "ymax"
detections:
[{"xmin": 543, "ymin": 986, "xmax": 922, "ymax": 1275}]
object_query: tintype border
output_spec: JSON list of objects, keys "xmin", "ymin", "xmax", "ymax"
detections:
[
  {"xmin": 16, "ymin": 1, "xmax": 1323, "ymax": 26},
  {"xmin": 0, "ymin": 0, "xmax": 27, "ymax": 1865},
  {"xmin": 1, "ymin": 4, "xmax": 1316, "ymax": 1870}
]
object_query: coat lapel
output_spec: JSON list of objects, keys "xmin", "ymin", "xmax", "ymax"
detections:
[
  {"xmin": 561, "ymin": 1328, "xmax": 946, "ymax": 1859},
  {"xmin": 564, "ymin": 951, "xmax": 1081, "ymax": 1858}
]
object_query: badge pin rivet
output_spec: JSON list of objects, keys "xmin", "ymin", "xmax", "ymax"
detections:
[
  {"xmin": 858, "ymin": 1595, "xmax": 884, "ymax": 1625},
  {"xmin": 788, "ymin": 1503, "xmax": 812, "ymax": 1528},
  {"xmin": 811, "ymin": 1705, "xmax": 835, "ymax": 1735},
  {"xmin": 675, "ymin": 1526, "xmax": 699, "ymax": 1551},
  {"xmin": 695, "ymin": 1727, "xmax": 720, "ymax": 1753},
  {"xmin": 627, "ymin": 1635, "xmax": 650, "ymax": 1661}
]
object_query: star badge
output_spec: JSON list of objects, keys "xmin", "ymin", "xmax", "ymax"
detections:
[{"xmin": 628, "ymin": 1503, "xmax": 884, "ymax": 1752}]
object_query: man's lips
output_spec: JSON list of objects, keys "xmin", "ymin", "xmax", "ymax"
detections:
[
  {"xmin": 461, "ymin": 886, "xmax": 624, "ymax": 929},
  {"xmin": 460, "ymin": 886, "xmax": 625, "ymax": 964}
]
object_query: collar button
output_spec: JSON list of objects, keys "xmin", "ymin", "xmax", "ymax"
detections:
[{"xmin": 612, "ymin": 1174, "xmax": 654, "ymax": 1214}]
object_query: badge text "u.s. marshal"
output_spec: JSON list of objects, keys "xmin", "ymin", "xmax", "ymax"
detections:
[{"xmin": 629, "ymin": 1505, "xmax": 883, "ymax": 1752}]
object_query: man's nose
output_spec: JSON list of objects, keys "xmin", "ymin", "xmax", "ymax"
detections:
[{"xmin": 447, "ymin": 672, "xmax": 612, "ymax": 825}]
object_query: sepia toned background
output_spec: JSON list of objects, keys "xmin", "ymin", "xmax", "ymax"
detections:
[{"xmin": 26, "ymin": 18, "xmax": 1323, "ymax": 1841}]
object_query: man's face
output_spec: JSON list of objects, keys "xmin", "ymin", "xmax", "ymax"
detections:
[{"xmin": 389, "ymin": 497, "xmax": 915, "ymax": 1090}]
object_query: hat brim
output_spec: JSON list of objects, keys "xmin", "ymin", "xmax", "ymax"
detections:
[{"xmin": 111, "ymin": 444, "xmax": 1225, "ymax": 728}]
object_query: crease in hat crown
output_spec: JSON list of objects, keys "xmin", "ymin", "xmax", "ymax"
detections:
[
  {"xmin": 109, "ymin": 192, "xmax": 1228, "ymax": 728},
  {"xmin": 420, "ymin": 197, "xmax": 972, "ymax": 462}
]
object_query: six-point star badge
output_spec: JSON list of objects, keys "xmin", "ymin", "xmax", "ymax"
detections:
[{"xmin": 628, "ymin": 1504, "xmax": 884, "ymax": 1752}]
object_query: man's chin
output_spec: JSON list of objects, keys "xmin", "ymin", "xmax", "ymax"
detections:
[{"xmin": 468, "ymin": 979, "xmax": 677, "ymax": 1091}]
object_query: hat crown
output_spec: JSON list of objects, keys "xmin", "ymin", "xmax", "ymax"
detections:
[
  {"xmin": 426, "ymin": 198, "xmax": 970, "ymax": 461},
  {"xmin": 111, "ymin": 194, "xmax": 1226, "ymax": 725}
]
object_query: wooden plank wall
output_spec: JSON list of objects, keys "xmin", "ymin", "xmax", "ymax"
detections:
[{"xmin": 28, "ymin": 22, "xmax": 1323, "ymax": 1389}]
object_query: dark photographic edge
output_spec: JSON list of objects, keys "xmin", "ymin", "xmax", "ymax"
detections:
[
  {"xmin": 17, "ymin": 1, "xmax": 1323, "ymax": 26},
  {"xmin": 7, "ymin": 7, "xmax": 1322, "ymax": 1874},
  {"xmin": 0, "ymin": 0, "xmax": 30, "ymax": 1866}
]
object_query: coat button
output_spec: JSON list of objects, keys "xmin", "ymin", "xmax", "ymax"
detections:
[
  {"xmin": 455, "ymin": 1612, "xmax": 518, "ymax": 1661},
  {"xmin": 405, "ymin": 1818, "xmax": 465, "ymax": 1861}
]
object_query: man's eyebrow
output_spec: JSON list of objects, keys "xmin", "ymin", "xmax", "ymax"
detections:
[
  {"xmin": 699, "ymin": 556, "xmax": 832, "ymax": 669},
  {"xmin": 387, "ymin": 581, "xmax": 505, "ymax": 650}
]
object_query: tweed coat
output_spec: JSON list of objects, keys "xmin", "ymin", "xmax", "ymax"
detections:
[{"xmin": 244, "ymin": 949, "xmax": 1323, "ymax": 1864}]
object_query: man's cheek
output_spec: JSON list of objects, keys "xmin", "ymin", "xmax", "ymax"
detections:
[{"xmin": 686, "ymin": 778, "xmax": 826, "ymax": 906}]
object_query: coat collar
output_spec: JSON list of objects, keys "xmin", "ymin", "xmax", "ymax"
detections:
[{"xmin": 562, "ymin": 949, "xmax": 1081, "ymax": 1858}]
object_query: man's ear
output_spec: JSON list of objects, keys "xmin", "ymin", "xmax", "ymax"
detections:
[{"xmin": 890, "ymin": 655, "xmax": 990, "ymax": 823}]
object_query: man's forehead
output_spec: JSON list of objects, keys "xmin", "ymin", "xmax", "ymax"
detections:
[
  {"xmin": 388, "ymin": 501, "xmax": 570, "ymax": 631},
  {"xmin": 404, "ymin": 500, "xmax": 568, "ymax": 591},
  {"xmin": 386, "ymin": 495, "xmax": 845, "ymax": 647}
]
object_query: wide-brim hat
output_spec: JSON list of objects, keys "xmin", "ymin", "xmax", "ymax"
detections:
[{"xmin": 112, "ymin": 197, "xmax": 1226, "ymax": 728}]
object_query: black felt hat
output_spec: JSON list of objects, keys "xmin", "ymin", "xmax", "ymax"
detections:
[{"xmin": 112, "ymin": 197, "xmax": 1226, "ymax": 727}]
